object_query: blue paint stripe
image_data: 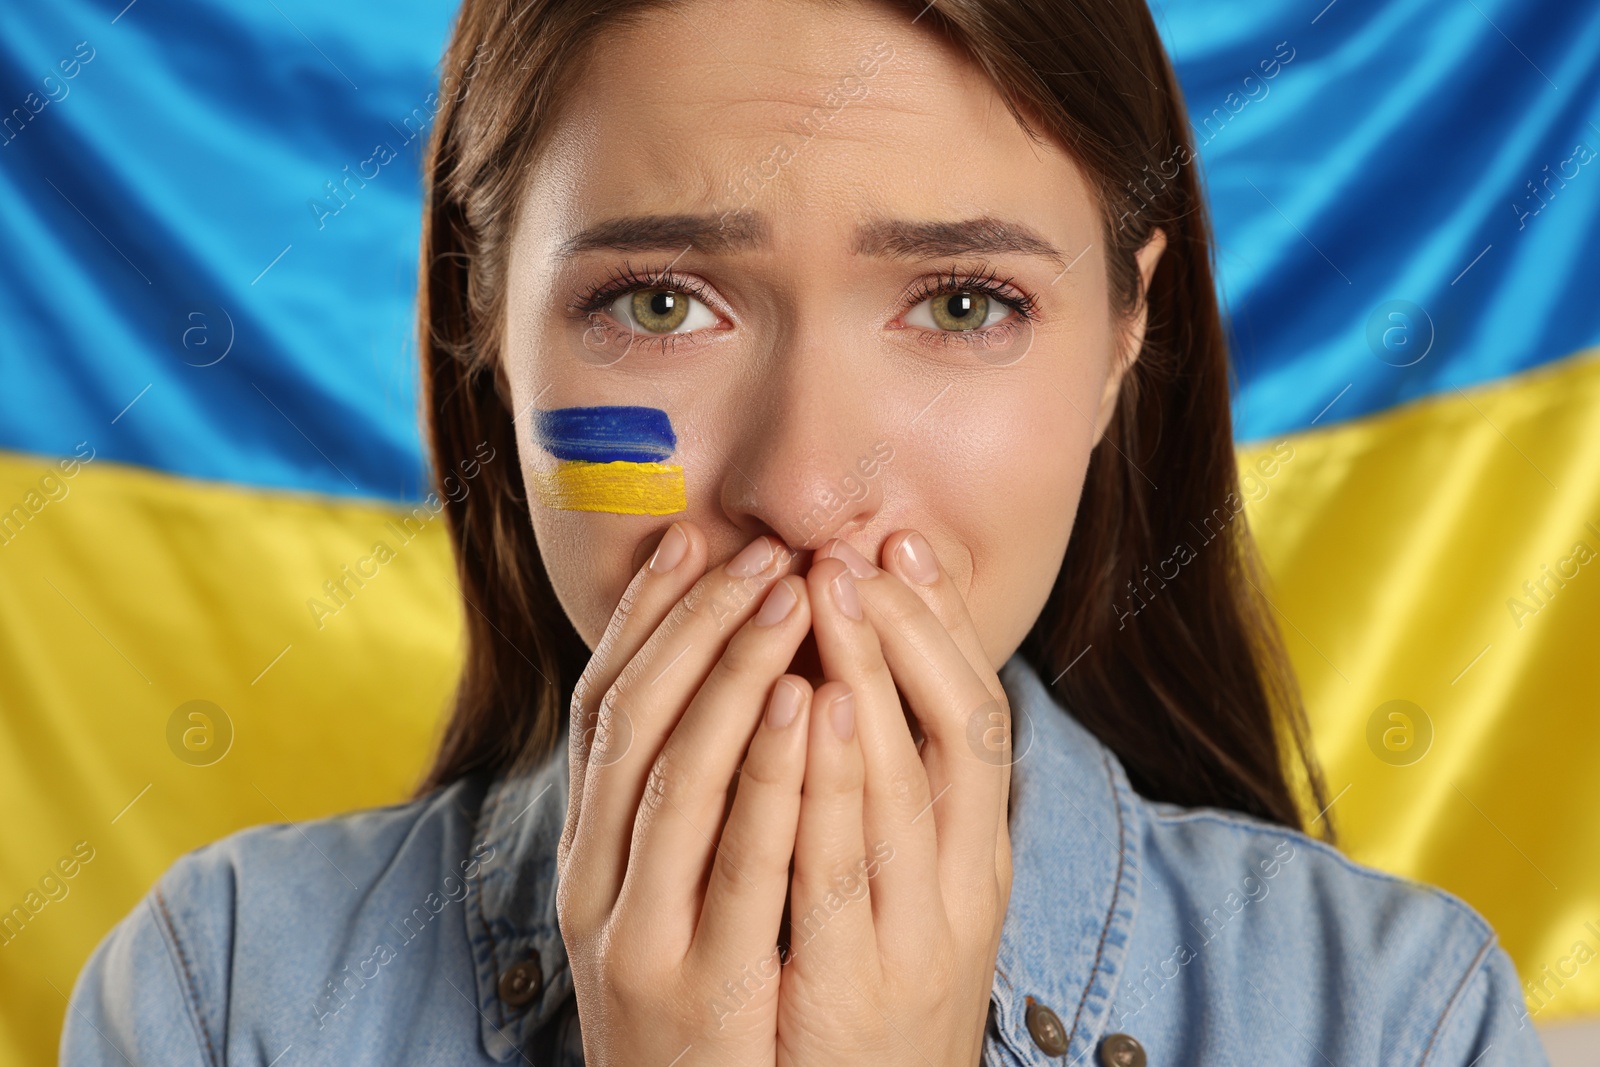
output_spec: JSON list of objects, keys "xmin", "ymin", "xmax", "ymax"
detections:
[{"xmin": 533, "ymin": 406, "xmax": 677, "ymax": 463}]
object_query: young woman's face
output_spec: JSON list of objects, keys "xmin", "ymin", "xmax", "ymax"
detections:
[{"xmin": 502, "ymin": 0, "xmax": 1163, "ymax": 677}]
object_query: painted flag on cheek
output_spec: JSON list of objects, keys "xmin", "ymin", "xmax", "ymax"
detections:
[{"xmin": 529, "ymin": 406, "xmax": 688, "ymax": 516}]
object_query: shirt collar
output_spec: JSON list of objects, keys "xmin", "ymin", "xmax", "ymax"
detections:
[{"xmin": 468, "ymin": 653, "xmax": 1144, "ymax": 1063}]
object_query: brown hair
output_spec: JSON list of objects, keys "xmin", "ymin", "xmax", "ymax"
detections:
[{"xmin": 413, "ymin": 0, "xmax": 1331, "ymax": 834}]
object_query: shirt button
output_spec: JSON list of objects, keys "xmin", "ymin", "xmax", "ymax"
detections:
[
  {"xmin": 1098, "ymin": 1032, "xmax": 1147, "ymax": 1067},
  {"xmin": 497, "ymin": 954, "xmax": 544, "ymax": 1009},
  {"xmin": 1024, "ymin": 998, "xmax": 1069, "ymax": 1056}
]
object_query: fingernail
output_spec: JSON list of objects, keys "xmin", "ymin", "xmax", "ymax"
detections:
[
  {"xmin": 830, "ymin": 571, "xmax": 862, "ymax": 620},
  {"xmin": 648, "ymin": 522, "xmax": 688, "ymax": 573},
  {"xmin": 825, "ymin": 539, "xmax": 876, "ymax": 579},
  {"xmin": 830, "ymin": 690, "xmax": 855, "ymax": 741},
  {"xmin": 897, "ymin": 532, "xmax": 938, "ymax": 585},
  {"xmin": 726, "ymin": 537, "xmax": 776, "ymax": 578},
  {"xmin": 753, "ymin": 580, "xmax": 797, "ymax": 626},
  {"xmin": 766, "ymin": 679, "xmax": 803, "ymax": 729}
]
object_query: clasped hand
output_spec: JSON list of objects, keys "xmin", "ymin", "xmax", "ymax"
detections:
[{"xmin": 556, "ymin": 521, "xmax": 1014, "ymax": 1067}]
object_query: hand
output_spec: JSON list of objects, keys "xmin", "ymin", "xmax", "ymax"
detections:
[
  {"xmin": 556, "ymin": 519, "xmax": 818, "ymax": 1067},
  {"xmin": 775, "ymin": 530, "xmax": 1014, "ymax": 1066}
]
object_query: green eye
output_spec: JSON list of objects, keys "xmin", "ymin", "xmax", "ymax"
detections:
[
  {"xmin": 907, "ymin": 289, "xmax": 1012, "ymax": 332},
  {"xmin": 631, "ymin": 289, "xmax": 687, "ymax": 333},
  {"xmin": 931, "ymin": 291, "xmax": 989, "ymax": 331},
  {"xmin": 612, "ymin": 288, "xmax": 716, "ymax": 335}
]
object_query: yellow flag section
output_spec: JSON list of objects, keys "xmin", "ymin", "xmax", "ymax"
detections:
[
  {"xmin": 1240, "ymin": 345, "xmax": 1600, "ymax": 1027},
  {"xmin": 0, "ymin": 455, "xmax": 462, "ymax": 1066},
  {"xmin": 3, "ymin": 353, "xmax": 1599, "ymax": 1063}
]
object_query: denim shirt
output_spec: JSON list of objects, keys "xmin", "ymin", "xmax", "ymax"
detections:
[{"xmin": 63, "ymin": 656, "xmax": 1547, "ymax": 1066}]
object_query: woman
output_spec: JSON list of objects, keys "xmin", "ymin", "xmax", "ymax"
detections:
[{"xmin": 64, "ymin": 0, "xmax": 1546, "ymax": 1063}]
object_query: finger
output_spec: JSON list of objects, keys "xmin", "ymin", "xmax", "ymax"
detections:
[
  {"xmin": 804, "ymin": 554, "xmax": 940, "ymax": 930},
  {"xmin": 880, "ymin": 530, "xmax": 1005, "ymax": 705},
  {"xmin": 823, "ymin": 538, "xmax": 1004, "ymax": 908},
  {"xmin": 789, "ymin": 681, "xmax": 878, "ymax": 980},
  {"xmin": 880, "ymin": 529, "xmax": 1015, "ymax": 866},
  {"xmin": 617, "ymin": 576, "xmax": 813, "ymax": 946},
  {"xmin": 559, "ymin": 519, "xmax": 709, "ymax": 880},
  {"xmin": 566, "ymin": 533, "xmax": 803, "ymax": 924},
  {"xmin": 687, "ymin": 672, "xmax": 812, "ymax": 970}
]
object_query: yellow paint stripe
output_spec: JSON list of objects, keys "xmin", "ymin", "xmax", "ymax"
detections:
[
  {"xmin": 530, "ymin": 460, "xmax": 686, "ymax": 516},
  {"xmin": 1240, "ymin": 345, "xmax": 1600, "ymax": 1021}
]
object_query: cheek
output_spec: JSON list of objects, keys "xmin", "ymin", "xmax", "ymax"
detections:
[
  {"xmin": 511, "ymin": 385, "xmax": 700, "ymax": 648},
  {"xmin": 521, "ymin": 482, "xmax": 618, "ymax": 650},
  {"xmin": 903, "ymin": 341, "xmax": 1108, "ymax": 663},
  {"xmin": 519, "ymin": 432, "xmax": 723, "ymax": 652},
  {"xmin": 893, "ymin": 394, "xmax": 1095, "ymax": 665}
]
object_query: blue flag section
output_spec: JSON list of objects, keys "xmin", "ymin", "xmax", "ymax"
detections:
[
  {"xmin": 0, "ymin": 0, "xmax": 459, "ymax": 500},
  {"xmin": 3, "ymin": 1, "xmax": 1597, "ymax": 494},
  {"xmin": 1157, "ymin": 0, "xmax": 1600, "ymax": 439}
]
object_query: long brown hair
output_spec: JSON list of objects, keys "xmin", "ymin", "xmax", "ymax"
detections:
[{"xmin": 413, "ymin": 0, "xmax": 1331, "ymax": 834}]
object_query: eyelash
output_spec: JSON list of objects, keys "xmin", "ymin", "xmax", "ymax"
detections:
[
  {"xmin": 569, "ymin": 262, "xmax": 721, "ymax": 354},
  {"xmin": 569, "ymin": 259, "xmax": 1040, "ymax": 350},
  {"xmin": 900, "ymin": 263, "xmax": 1039, "ymax": 348},
  {"xmin": 571, "ymin": 261, "xmax": 716, "ymax": 316}
]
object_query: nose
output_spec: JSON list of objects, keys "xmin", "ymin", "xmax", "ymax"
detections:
[{"xmin": 718, "ymin": 341, "xmax": 889, "ymax": 552}]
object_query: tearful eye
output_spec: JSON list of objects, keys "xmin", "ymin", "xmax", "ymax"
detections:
[
  {"xmin": 608, "ymin": 288, "xmax": 719, "ymax": 335},
  {"xmin": 904, "ymin": 290, "xmax": 1013, "ymax": 332}
]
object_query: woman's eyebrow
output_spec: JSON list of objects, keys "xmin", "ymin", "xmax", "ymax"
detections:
[
  {"xmin": 556, "ymin": 211, "xmax": 1066, "ymax": 269},
  {"xmin": 555, "ymin": 211, "xmax": 768, "ymax": 258},
  {"xmin": 853, "ymin": 215, "xmax": 1067, "ymax": 269}
]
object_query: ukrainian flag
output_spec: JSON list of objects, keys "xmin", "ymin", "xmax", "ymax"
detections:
[
  {"xmin": 1, "ymin": 0, "xmax": 1596, "ymax": 1061},
  {"xmin": 529, "ymin": 405, "xmax": 688, "ymax": 516}
]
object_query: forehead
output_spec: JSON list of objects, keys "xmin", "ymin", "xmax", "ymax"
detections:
[{"xmin": 521, "ymin": 0, "xmax": 1098, "ymax": 254}]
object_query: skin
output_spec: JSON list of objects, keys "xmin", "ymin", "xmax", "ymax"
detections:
[{"xmin": 499, "ymin": 0, "xmax": 1165, "ymax": 1063}]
